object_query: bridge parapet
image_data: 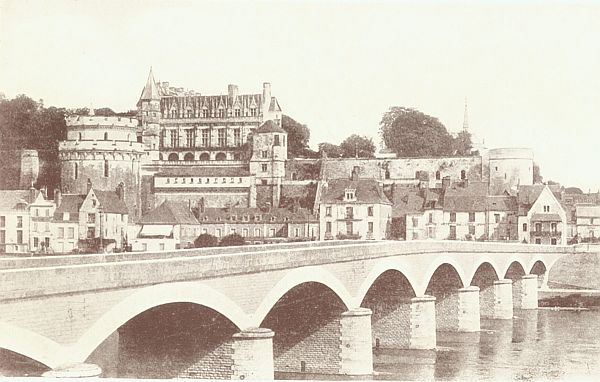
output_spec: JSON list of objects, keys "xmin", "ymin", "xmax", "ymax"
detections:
[{"xmin": 0, "ymin": 241, "xmax": 573, "ymax": 302}]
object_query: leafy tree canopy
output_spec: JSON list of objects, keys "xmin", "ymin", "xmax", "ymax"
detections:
[
  {"xmin": 339, "ymin": 134, "xmax": 376, "ymax": 158},
  {"xmin": 194, "ymin": 233, "xmax": 218, "ymax": 248},
  {"xmin": 380, "ymin": 107, "xmax": 458, "ymax": 157},
  {"xmin": 453, "ymin": 131, "xmax": 473, "ymax": 156},
  {"xmin": 219, "ymin": 233, "xmax": 245, "ymax": 247},
  {"xmin": 281, "ymin": 115, "xmax": 312, "ymax": 158},
  {"xmin": 318, "ymin": 142, "xmax": 343, "ymax": 158}
]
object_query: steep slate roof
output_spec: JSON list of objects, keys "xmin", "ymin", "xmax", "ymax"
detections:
[
  {"xmin": 442, "ymin": 181, "xmax": 488, "ymax": 212},
  {"xmin": 389, "ymin": 187, "xmax": 425, "ymax": 218},
  {"xmin": 141, "ymin": 200, "xmax": 199, "ymax": 225},
  {"xmin": 138, "ymin": 68, "xmax": 160, "ymax": 103},
  {"xmin": 54, "ymin": 194, "xmax": 85, "ymax": 215},
  {"xmin": 95, "ymin": 191, "xmax": 129, "ymax": 214},
  {"xmin": 155, "ymin": 166, "xmax": 251, "ymax": 177},
  {"xmin": 256, "ymin": 120, "xmax": 285, "ymax": 134},
  {"xmin": 195, "ymin": 207, "xmax": 315, "ymax": 224},
  {"xmin": 0, "ymin": 190, "xmax": 31, "ymax": 210},
  {"xmin": 268, "ymin": 97, "xmax": 282, "ymax": 112},
  {"xmin": 487, "ymin": 195, "xmax": 518, "ymax": 212},
  {"xmin": 320, "ymin": 179, "xmax": 391, "ymax": 205}
]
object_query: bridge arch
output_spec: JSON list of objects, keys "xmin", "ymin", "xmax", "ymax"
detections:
[
  {"xmin": 466, "ymin": 256, "xmax": 503, "ymax": 285},
  {"xmin": 251, "ymin": 266, "xmax": 353, "ymax": 327},
  {"xmin": 498, "ymin": 256, "xmax": 528, "ymax": 280},
  {"xmin": 0, "ymin": 322, "xmax": 66, "ymax": 368},
  {"xmin": 419, "ymin": 257, "xmax": 467, "ymax": 296},
  {"xmin": 355, "ymin": 257, "xmax": 420, "ymax": 304},
  {"xmin": 71, "ymin": 282, "xmax": 251, "ymax": 363}
]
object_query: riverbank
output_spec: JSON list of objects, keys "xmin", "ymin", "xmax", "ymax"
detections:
[{"xmin": 541, "ymin": 251, "xmax": 600, "ymax": 307}]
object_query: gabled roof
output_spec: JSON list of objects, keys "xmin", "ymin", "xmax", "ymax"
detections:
[
  {"xmin": 268, "ymin": 97, "xmax": 282, "ymax": 112},
  {"xmin": 518, "ymin": 184, "xmax": 562, "ymax": 206},
  {"xmin": 141, "ymin": 200, "xmax": 199, "ymax": 225},
  {"xmin": 442, "ymin": 181, "xmax": 488, "ymax": 212},
  {"xmin": 54, "ymin": 194, "xmax": 85, "ymax": 214},
  {"xmin": 389, "ymin": 187, "xmax": 425, "ymax": 218},
  {"xmin": 256, "ymin": 120, "xmax": 285, "ymax": 134},
  {"xmin": 320, "ymin": 178, "xmax": 391, "ymax": 205},
  {"xmin": 95, "ymin": 191, "xmax": 129, "ymax": 214},
  {"xmin": 138, "ymin": 67, "xmax": 160, "ymax": 104},
  {"xmin": 487, "ymin": 195, "xmax": 518, "ymax": 212},
  {"xmin": 0, "ymin": 190, "xmax": 31, "ymax": 211}
]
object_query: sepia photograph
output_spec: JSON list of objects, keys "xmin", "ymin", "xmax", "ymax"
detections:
[{"xmin": 0, "ymin": 0, "xmax": 599, "ymax": 380}]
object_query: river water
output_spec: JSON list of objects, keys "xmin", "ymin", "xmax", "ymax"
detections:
[
  {"xmin": 278, "ymin": 309, "xmax": 600, "ymax": 381},
  {"xmin": 1, "ymin": 308, "xmax": 599, "ymax": 380}
]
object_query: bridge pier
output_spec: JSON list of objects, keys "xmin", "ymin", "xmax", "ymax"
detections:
[
  {"xmin": 480, "ymin": 279, "xmax": 513, "ymax": 320},
  {"xmin": 339, "ymin": 308, "xmax": 373, "ymax": 376},
  {"xmin": 512, "ymin": 274, "xmax": 539, "ymax": 310},
  {"xmin": 436, "ymin": 287, "xmax": 480, "ymax": 332},
  {"xmin": 42, "ymin": 363, "xmax": 102, "ymax": 378},
  {"xmin": 231, "ymin": 328, "xmax": 275, "ymax": 380},
  {"xmin": 371, "ymin": 296, "xmax": 437, "ymax": 350}
]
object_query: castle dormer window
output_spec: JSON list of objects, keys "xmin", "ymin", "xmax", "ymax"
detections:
[
  {"xmin": 250, "ymin": 108, "xmax": 257, "ymax": 117},
  {"xmin": 234, "ymin": 109, "xmax": 241, "ymax": 117},
  {"xmin": 344, "ymin": 188, "xmax": 357, "ymax": 202}
]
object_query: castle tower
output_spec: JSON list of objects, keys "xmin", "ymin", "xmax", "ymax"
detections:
[
  {"xmin": 19, "ymin": 150, "xmax": 39, "ymax": 189},
  {"xmin": 59, "ymin": 114, "xmax": 146, "ymax": 220},
  {"xmin": 249, "ymin": 120, "xmax": 287, "ymax": 207},
  {"xmin": 137, "ymin": 67, "xmax": 161, "ymax": 160}
]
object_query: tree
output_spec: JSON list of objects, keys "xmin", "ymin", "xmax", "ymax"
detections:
[
  {"xmin": 339, "ymin": 134, "xmax": 376, "ymax": 158},
  {"xmin": 94, "ymin": 107, "xmax": 117, "ymax": 116},
  {"xmin": 194, "ymin": 233, "xmax": 218, "ymax": 248},
  {"xmin": 453, "ymin": 131, "xmax": 473, "ymax": 156},
  {"xmin": 219, "ymin": 233, "xmax": 245, "ymax": 247},
  {"xmin": 318, "ymin": 142, "xmax": 343, "ymax": 158},
  {"xmin": 380, "ymin": 107, "xmax": 454, "ymax": 157},
  {"xmin": 281, "ymin": 115, "xmax": 311, "ymax": 158}
]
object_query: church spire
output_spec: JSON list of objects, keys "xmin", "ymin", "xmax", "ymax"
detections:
[
  {"xmin": 462, "ymin": 97, "xmax": 469, "ymax": 132},
  {"xmin": 139, "ymin": 67, "xmax": 160, "ymax": 102}
]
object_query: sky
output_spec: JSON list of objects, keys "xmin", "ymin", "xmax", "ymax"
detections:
[{"xmin": 1, "ymin": 0, "xmax": 599, "ymax": 191}]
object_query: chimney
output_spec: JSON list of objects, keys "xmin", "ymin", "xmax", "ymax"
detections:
[
  {"xmin": 442, "ymin": 176, "xmax": 451, "ymax": 189},
  {"xmin": 199, "ymin": 197, "xmax": 205, "ymax": 213},
  {"xmin": 116, "ymin": 182, "xmax": 124, "ymax": 200},
  {"xmin": 54, "ymin": 189, "xmax": 62, "ymax": 208},
  {"xmin": 262, "ymin": 82, "xmax": 271, "ymax": 106},
  {"xmin": 29, "ymin": 185, "xmax": 36, "ymax": 204},
  {"xmin": 351, "ymin": 166, "xmax": 360, "ymax": 181},
  {"xmin": 228, "ymin": 84, "xmax": 239, "ymax": 99}
]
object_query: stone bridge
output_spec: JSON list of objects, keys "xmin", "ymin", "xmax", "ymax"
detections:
[{"xmin": 0, "ymin": 240, "xmax": 571, "ymax": 379}]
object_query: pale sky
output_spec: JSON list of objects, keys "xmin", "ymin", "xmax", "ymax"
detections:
[{"xmin": 1, "ymin": 0, "xmax": 599, "ymax": 191}]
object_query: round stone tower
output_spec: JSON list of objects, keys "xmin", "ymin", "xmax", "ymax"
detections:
[
  {"xmin": 249, "ymin": 120, "xmax": 287, "ymax": 206},
  {"xmin": 487, "ymin": 148, "xmax": 534, "ymax": 195},
  {"xmin": 59, "ymin": 113, "xmax": 147, "ymax": 219}
]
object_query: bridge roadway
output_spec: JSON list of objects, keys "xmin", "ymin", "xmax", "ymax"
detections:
[{"xmin": 0, "ymin": 240, "xmax": 571, "ymax": 379}]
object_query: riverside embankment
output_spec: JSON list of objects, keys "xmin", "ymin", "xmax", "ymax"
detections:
[{"xmin": 541, "ymin": 247, "xmax": 600, "ymax": 307}]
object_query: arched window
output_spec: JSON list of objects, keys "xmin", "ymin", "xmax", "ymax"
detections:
[
  {"xmin": 184, "ymin": 152, "xmax": 194, "ymax": 161},
  {"xmin": 74, "ymin": 163, "xmax": 78, "ymax": 179},
  {"xmin": 461, "ymin": 170, "xmax": 466, "ymax": 180},
  {"xmin": 168, "ymin": 153, "xmax": 179, "ymax": 161},
  {"xmin": 385, "ymin": 170, "xmax": 390, "ymax": 180},
  {"xmin": 436, "ymin": 171, "xmax": 441, "ymax": 180},
  {"xmin": 199, "ymin": 152, "xmax": 210, "ymax": 161},
  {"xmin": 215, "ymin": 152, "xmax": 227, "ymax": 161},
  {"xmin": 78, "ymin": 132, "xmax": 82, "ymax": 141},
  {"xmin": 104, "ymin": 160, "xmax": 109, "ymax": 177},
  {"xmin": 104, "ymin": 132, "xmax": 108, "ymax": 140},
  {"xmin": 159, "ymin": 153, "xmax": 163, "ymax": 160},
  {"xmin": 292, "ymin": 172, "xmax": 297, "ymax": 180},
  {"xmin": 233, "ymin": 153, "xmax": 241, "ymax": 161}
]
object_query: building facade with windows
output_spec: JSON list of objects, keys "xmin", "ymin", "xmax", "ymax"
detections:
[
  {"xmin": 574, "ymin": 204, "xmax": 600, "ymax": 241},
  {"xmin": 517, "ymin": 185, "xmax": 567, "ymax": 245},
  {"xmin": 318, "ymin": 169, "xmax": 392, "ymax": 241},
  {"xmin": 29, "ymin": 190, "xmax": 56, "ymax": 252},
  {"xmin": 0, "ymin": 190, "xmax": 32, "ymax": 253}
]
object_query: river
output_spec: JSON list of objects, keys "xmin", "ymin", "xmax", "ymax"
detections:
[{"xmin": 278, "ymin": 309, "xmax": 600, "ymax": 381}]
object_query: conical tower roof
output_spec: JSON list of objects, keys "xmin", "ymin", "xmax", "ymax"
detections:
[{"xmin": 138, "ymin": 67, "xmax": 160, "ymax": 103}]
